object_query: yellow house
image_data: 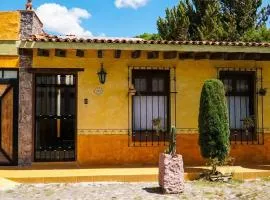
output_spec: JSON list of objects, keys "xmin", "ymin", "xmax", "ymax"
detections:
[{"xmin": 0, "ymin": 10, "xmax": 270, "ymax": 167}]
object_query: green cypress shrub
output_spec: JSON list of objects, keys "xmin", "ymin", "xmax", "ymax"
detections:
[{"xmin": 198, "ymin": 79, "xmax": 230, "ymax": 166}]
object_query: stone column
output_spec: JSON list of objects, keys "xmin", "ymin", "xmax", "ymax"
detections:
[
  {"xmin": 18, "ymin": 53, "xmax": 33, "ymax": 166},
  {"xmin": 17, "ymin": 10, "xmax": 43, "ymax": 166}
]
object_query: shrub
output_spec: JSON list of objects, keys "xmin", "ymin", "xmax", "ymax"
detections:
[{"xmin": 198, "ymin": 79, "xmax": 230, "ymax": 172}]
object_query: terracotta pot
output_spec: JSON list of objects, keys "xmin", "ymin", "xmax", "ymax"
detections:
[{"xmin": 158, "ymin": 153, "xmax": 184, "ymax": 194}]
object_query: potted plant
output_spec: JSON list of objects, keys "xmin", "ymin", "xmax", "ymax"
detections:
[
  {"xmin": 259, "ymin": 88, "xmax": 267, "ymax": 96},
  {"xmin": 242, "ymin": 116, "xmax": 255, "ymax": 136},
  {"xmin": 198, "ymin": 79, "xmax": 231, "ymax": 181},
  {"xmin": 152, "ymin": 117, "xmax": 162, "ymax": 136},
  {"xmin": 159, "ymin": 126, "xmax": 184, "ymax": 194}
]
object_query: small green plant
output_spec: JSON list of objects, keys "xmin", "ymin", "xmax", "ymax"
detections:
[
  {"xmin": 152, "ymin": 117, "xmax": 162, "ymax": 135},
  {"xmin": 165, "ymin": 126, "xmax": 177, "ymax": 155},
  {"xmin": 242, "ymin": 116, "xmax": 255, "ymax": 131}
]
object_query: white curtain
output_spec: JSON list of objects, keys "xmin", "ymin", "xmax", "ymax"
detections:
[
  {"xmin": 227, "ymin": 96, "xmax": 250, "ymax": 129},
  {"xmin": 133, "ymin": 96, "xmax": 167, "ymax": 131}
]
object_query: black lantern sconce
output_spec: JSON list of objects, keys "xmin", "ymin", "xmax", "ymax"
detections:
[{"xmin": 97, "ymin": 63, "xmax": 107, "ymax": 84}]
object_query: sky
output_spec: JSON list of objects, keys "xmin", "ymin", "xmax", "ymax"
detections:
[{"xmin": 0, "ymin": 0, "xmax": 269, "ymax": 38}]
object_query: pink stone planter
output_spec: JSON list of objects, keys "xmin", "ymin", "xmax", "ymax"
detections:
[{"xmin": 159, "ymin": 153, "xmax": 184, "ymax": 194}]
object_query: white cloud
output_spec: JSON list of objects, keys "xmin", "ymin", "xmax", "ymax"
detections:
[
  {"xmin": 115, "ymin": 0, "xmax": 150, "ymax": 9},
  {"xmin": 36, "ymin": 3, "xmax": 92, "ymax": 37}
]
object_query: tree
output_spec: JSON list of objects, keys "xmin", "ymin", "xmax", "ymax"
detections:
[
  {"xmin": 157, "ymin": 1, "xmax": 190, "ymax": 40},
  {"xmin": 241, "ymin": 26, "xmax": 270, "ymax": 42},
  {"xmin": 135, "ymin": 33, "xmax": 161, "ymax": 40},
  {"xmin": 198, "ymin": 79, "xmax": 230, "ymax": 173},
  {"xmin": 197, "ymin": 1, "xmax": 226, "ymax": 40},
  {"xmin": 156, "ymin": 0, "xmax": 270, "ymax": 41},
  {"xmin": 220, "ymin": 0, "xmax": 264, "ymax": 40}
]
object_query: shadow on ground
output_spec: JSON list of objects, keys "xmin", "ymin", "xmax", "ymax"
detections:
[{"xmin": 143, "ymin": 187, "xmax": 163, "ymax": 194}]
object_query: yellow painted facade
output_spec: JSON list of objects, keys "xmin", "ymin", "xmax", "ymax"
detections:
[
  {"xmin": 0, "ymin": 11, "xmax": 20, "ymax": 67},
  {"xmin": 0, "ymin": 56, "xmax": 19, "ymax": 68},
  {"xmin": 32, "ymin": 49, "xmax": 270, "ymax": 165},
  {"xmin": 0, "ymin": 12, "xmax": 20, "ymax": 41},
  {"xmin": 0, "ymin": 9, "xmax": 270, "ymax": 168}
]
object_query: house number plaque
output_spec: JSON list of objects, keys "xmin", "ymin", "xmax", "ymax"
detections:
[{"xmin": 94, "ymin": 86, "xmax": 104, "ymax": 96}]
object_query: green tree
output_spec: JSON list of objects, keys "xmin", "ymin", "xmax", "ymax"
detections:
[
  {"xmin": 135, "ymin": 33, "xmax": 161, "ymax": 40},
  {"xmin": 241, "ymin": 26, "xmax": 270, "ymax": 42},
  {"xmin": 221, "ymin": 0, "xmax": 264, "ymax": 40},
  {"xmin": 156, "ymin": 0, "xmax": 269, "ymax": 41},
  {"xmin": 198, "ymin": 79, "xmax": 230, "ymax": 173},
  {"xmin": 197, "ymin": 1, "xmax": 226, "ymax": 40},
  {"xmin": 157, "ymin": 1, "xmax": 190, "ymax": 40}
]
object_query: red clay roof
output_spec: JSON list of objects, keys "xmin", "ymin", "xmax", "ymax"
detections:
[{"xmin": 23, "ymin": 34, "xmax": 270, "ymax": 47}]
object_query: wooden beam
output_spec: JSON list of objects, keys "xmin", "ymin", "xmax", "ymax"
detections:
[
  {"xmin": 147, "ymin": 51, "xmax": 159, "ymax": 59},
  {"xmin": 260, "ymin": 53, "xmax": 270, "ymax": 61},
  {"xmin": 27, "ymin": 68, "xmax": 84, "ymax": 73},
  {"xmin": 97, "ymin": 50, "xmax": 103, "ymax": 58},
  {"xmin": 114, "ymin": 50, "xmax": 121, "ymax": 58},
  {"xmin": 225, "ymin": 53, "xmax": 244, "ymax": 60},
  {"xmin": 179, "ymin": 52, "xmax": 194, "ymax": 59},
  {"xmin": 131, "ymin": 50, "xmax": 141, "ymax": 59},
  {"xmin": 194, "ymin": 52, "xmax": 209, "ymax": 60},
  {"xmin": 164, "ymin": 51, "xmax": 177, "ymax": 59}
]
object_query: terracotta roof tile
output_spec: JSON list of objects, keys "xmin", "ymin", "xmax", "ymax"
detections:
[{"xmin": 22, "ymin": 34, "xmax": 270, "ymax": 48}]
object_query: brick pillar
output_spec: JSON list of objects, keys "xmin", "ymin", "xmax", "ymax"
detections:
[{"xmin": 17, "ymin": 10, "xmax": 42, "ymax": 166}]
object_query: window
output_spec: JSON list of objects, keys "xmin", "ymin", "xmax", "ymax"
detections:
[
  {"xmin": 0, "ymin": 70, "xmax": 18, "ymax": 79},
  {"xmin": 35, "ymin": 74, "xmax": 76, "ymax": 161},
  {"xmin": 220, "ymin": 71, "xmax": 255, "ymax": 140},
  {"xmin": 132, "ymin": 70, "xmax": 170, "ymax": 141}
]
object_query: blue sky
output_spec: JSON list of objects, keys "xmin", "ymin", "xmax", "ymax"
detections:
[{"xmin": 0, "ymin": 0, "xmax": 269, "ymax": 37}]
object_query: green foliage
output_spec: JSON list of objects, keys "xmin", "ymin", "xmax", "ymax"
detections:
[
  {"xmin": 135, "ymin": 33, "xmax": 161, "ymax": 40},
  {"xmin": 165, "ymin": 126, "xmax": 177, "ymax": 155},
  {"xmin": 197, "ymin": 1, "xmax": 226, "ymax": 40},
  {"xmin": 157, "ymin": 1, "xmax": 190, "ymax": 40},
  {"xmin": 221, "ymin": 0, "xmax": 263, "ymax": 39},
  {"xmin": 198, "ymin": 79, "xmax": 230, "ymax": 163},
  {"xmin": 241, "ymin": 26, "xmax": 270, "ymax": 42},
  {"xmin": 156, "ymin": 0, "xmax": 270, "ymax": 41}
]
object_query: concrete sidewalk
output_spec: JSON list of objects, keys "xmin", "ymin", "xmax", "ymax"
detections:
[{"xmin": 0, "ymin": 163, "xmax": 270, "ymax": 183}]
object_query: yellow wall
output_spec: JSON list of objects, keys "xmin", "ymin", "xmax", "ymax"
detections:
[
  {"xmin": 0, "ymin": 12, "xmax": 20, "ymax": 40},
  {"xmin": 32, "ymin": 49, "xmax": 270, "ymax": 165},
  {"xmin": 0, "ymin": 56, "xmax": 19, "ymax": 67}
]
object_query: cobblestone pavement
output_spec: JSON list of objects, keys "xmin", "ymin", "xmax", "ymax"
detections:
[{"xmin": 1, "ymin": 179, "xmax": 270, "ymax": 200}]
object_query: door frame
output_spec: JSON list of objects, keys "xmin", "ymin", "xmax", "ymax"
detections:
[{"xmin": 32, "ymin": 71, "xmax": 78, "ymax": 162}]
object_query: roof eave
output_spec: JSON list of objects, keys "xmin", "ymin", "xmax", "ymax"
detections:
[{"xmin": 18, "ymin": 41, "xmax": 270, "ymax": 54}]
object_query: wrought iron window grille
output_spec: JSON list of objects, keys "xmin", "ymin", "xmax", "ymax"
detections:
[
  {"xmin": 217, "ymin": 67, "xmax": 264, "ymax": 145},
  {"xmin": 128, "ymin": 66, "xmax": 177, "ymax": 147}
]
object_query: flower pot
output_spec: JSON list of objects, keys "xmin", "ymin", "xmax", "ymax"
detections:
[
  {"xmin": 159, "ymin": 153, "xmax": 184, "ymax": 194},
  {"xmin": 259, "ymin": 88, "xmax": 267, "ymax": 96}
]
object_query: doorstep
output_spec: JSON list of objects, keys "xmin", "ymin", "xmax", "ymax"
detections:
[{"xmin": 0, "ymin": 165, "xmax": 270, "ymax": 183}]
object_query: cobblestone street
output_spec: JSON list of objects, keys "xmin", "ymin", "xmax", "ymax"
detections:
[{"xmin": 1, "ymin": 179, "xmax": 270, "ymax": 200}]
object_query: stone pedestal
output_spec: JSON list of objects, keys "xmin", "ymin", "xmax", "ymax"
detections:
[{"xmin": 159, "ymin": 153, "xmax": 184, "ymax": 194}]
